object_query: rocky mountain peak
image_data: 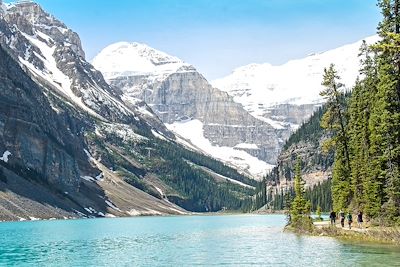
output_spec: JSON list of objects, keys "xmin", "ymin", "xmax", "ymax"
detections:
[
  {"xmin": 1, "ymin": 4, "xmax": 129, "ymax": 122},
  {"xmin": 213, "ymin": 35, "xmax": 380, "ymax": 110},
  {"xmin": 6, "ymin": 1, "xmax": 85, "ymax": 58}
]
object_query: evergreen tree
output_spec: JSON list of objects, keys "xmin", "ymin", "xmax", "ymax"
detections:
[
  {"xmin": 368, "ymin": 0, "xmax": 400, "ymax": 221},
  {"xmin": 305, "ymin": 179, "xmax": 332, "ymax": 212},
  {"xmin": 348, "ymin": 42, "xmax": 380, "ymax": 216},
  {"xmin": 320, "ymin": 64, "xmax": 352, "ymax": 210},
  {"xmin": 253, "ymin": 178, "xmax": 268, "ymax": 210},
  {"xmin": 290, "ymin": 158, "xmax": 311, "ymax": 224}
]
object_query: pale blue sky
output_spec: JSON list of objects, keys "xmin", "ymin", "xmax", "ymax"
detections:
[{"xmin": 14, "ymin": 0, "xmax": 381, "ymax": 79}]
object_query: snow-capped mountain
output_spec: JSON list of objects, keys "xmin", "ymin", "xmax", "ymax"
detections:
[
  {"xmin": 212, "ymin": 35, "xmax": 380, "ymax": 126},
  {"xmin": 1, "ymin": 2, "xmax": 165, "ymax": 126},
  {"xmin": 93, "ymin": 42, "xmax": 284, "ymax": 179},
  {"xmin": 93, "ymin": 35, "xmax": 379, "ymax": 180},
  {"xmin": 0, "ymin": 1, "xmax": 184, "ymax": 216},
  {"xmin": 92, "ymin": 42, "xmax": 195, "ymax": 79},
  {"xmin": 0, "ymin": 1, "xmax": 255, "ymax": 220},
  {"xmin": 92, "ymin": 41, "xmax": 197, "ymax": 120}
]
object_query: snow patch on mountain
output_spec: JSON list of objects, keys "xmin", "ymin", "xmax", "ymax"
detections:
[
  {"xmin": 151, "ymin": 129, "xmax": 168, "ymax": 141},
  {"xmin": 92, "ymin": 42, "xmax": 195, "ymax": 79},
  {"xmin": 98, "ymin": 122, "xmax": 147, "ymax": 143},
  {"xmin": 19, "ymin": 31, "xmax": 101, "ymax": 118},
  {"xmin": 212, "ymin": 35, "xmax": 380, "ymax": 118},
  {"xmin": 234, "ymin": 143, "xmax": 259, "ymax": 150},
  {"xmin": 166, "ymin": 119, "xmax": 274, "ymax": 179},
  {"xmin": 0, "ymin": 150, "xmax": 11, "ymax": 163}
]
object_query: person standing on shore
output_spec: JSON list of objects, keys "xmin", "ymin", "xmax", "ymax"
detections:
[
  {"xmin": 357, "ymin": 211, "xmax": 363, "ymax": 228},
  {"xmin": 347, "ymin": 212, "xmax": 353, "ymax": 229},
  {"xmin": 329, "ymin": 210, "xmax": 336, "ymax": 225},
  {"xmin": 339, "ymin": 210, "xmax": 345, "ymax": 227}
]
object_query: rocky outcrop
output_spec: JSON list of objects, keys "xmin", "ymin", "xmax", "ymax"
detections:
[
  {"xmin": 2, "ymin": 3, "xmax": 125, "ymax": 121},
  {"xmin": 264, "ymin": 104, "xmax": 318, "ymax": 126},
  {"xmin": 272, "ymin": 140, "xmax": 332, "ymax": 190}
]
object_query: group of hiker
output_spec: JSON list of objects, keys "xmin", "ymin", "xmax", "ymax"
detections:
[{"xmin": 329, "ymin": 210, "xmax": 363, "ymax": 229}]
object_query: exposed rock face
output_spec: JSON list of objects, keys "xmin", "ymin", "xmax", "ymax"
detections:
[
  {"xmin": 7, "ymin": 2, "xmax": 85, "ymax": 57},
  {"xmin": 116, "ymin": 71, "xmax": 282, "ymax": 171},
  {"xmin": 0, "ymin": 45, "xmax": 84, "ymax": 191},
  {"xmin": 272, "ymin": 140, "xmax": 332, "ymax": 191},
  {"xmin": 94, "ymin": 43, "xmax": 283, "ymax": 177},
  {"xmin": 113, "ymin": 70, "xmax": 281, "ymax": 160},
  {"xmin": 264, "ymin": 104, "xmax": 318, "ymax": 126}
]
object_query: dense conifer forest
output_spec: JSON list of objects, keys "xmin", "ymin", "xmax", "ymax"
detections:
[
  {"xmin": 323, "ymin": 0, "xmax": 400, "ymax": 224},
  {"xmin": 254, "ymin": 0, "xmax": 400, "ymax": 226}
]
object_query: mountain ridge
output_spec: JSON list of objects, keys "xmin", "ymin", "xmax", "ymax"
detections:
[
  {"xmin": 93, "ymin": 35, "xmax": 378, "ymax": 179},
  {"xmin": 0, "ymin": 1, "xmax": 255, "ymax": 221},
  {"xmin": 92, "ymin": 41, "xmax": 195, "ymax": 79},
  {"xmin": 93, "ymin": 40, "xmax": 283, "ymax": 179},
  {"xmin": 212, "ymin": 35, "xmax": 379, "ymax": 115}
]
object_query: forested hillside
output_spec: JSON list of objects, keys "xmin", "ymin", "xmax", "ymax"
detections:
[
  {"xmin": 323, "ymin": 0, "xmax": 400, "ymax": 224},
  {"xmin": 253, "ymin": 106, "xmax": 334, "ymax": 211},
  {"xmin": 256, "ymin": 0, "xmax": 400, "ymax": 226}
]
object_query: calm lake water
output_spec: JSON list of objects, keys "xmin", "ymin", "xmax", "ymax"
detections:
[{"xmin": 0, "ymin": 214, "xmax": 399, "ymax": 266}]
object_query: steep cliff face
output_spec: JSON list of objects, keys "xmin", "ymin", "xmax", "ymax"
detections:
[
  {"xmin": 93, "ymin": 43, "xmax": 282, "ymax": 178},
  {"xmin": 137, "ymin": 70, "xmax": 281, "ymax": 164},
  {"xmin": 0, "ymin": 44, "xmax": 85, "ymax": 191}
]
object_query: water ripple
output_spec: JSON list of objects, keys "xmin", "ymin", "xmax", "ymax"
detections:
[{"xmin": 0, "ymin": 215, "xmax": 399, "ymax": 266}]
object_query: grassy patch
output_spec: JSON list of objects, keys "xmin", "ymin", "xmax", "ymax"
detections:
[{"xmin": 316, "ymin": 226, "xmax": 400, "ymax": 245}]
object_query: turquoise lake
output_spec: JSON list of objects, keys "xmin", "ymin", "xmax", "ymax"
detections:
[{"xmin": 0, "ymin": 215, "xmax": 399, "ymax": 266}]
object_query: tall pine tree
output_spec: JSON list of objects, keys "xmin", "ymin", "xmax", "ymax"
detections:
[
  {"xmin": 348, "ymin": 42, "xmax": 380, "ymax": 216},
  {"xmin": 290, "ymin": 158, "xmax": 311, "ymax": 225},
  {"xmin": 369, "ymin": 0, "xmax": 400, "ymax": 222},
  {"xmin": 320, "ymin": 64, "xmax": 352, "ymax": 211}
]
